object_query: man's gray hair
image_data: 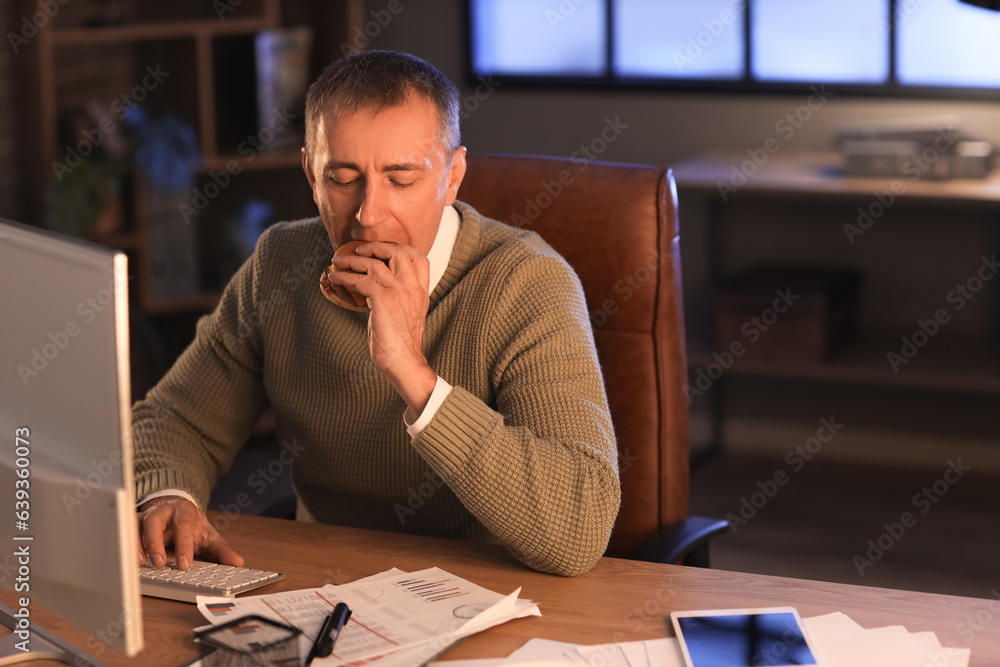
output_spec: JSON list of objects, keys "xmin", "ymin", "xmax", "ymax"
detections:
[{"xmin": 304, "ymin": 50, "xmax": 461, "ymax": 157}]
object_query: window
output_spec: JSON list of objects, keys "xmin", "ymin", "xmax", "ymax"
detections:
[
  {"xmin": 471, "ymin": 0, "xmax": 606, "ymax": 76},
  {"xmin": 468, "ymin": 0, "xmax": 1000, "ymax": 96},
  {"xmin": 614, "ymin": 0, "xmax": 744, "ymax": 80}
]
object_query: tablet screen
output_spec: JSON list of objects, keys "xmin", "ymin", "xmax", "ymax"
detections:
[{"xmin": 675, "ymin": 611, "xmax": 819, "ymax": 667}]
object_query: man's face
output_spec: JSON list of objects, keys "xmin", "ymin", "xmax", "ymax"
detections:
[{"xmin": 302, "ymin": 95, "xmax": 466, "ymax": 256}]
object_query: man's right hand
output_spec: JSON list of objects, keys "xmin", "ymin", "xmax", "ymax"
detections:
[{"xmin": 137, "ymin": 496, "xmax": 245, "ymax": 571}]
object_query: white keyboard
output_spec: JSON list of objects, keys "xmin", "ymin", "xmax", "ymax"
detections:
[{"xmin": 139, "ymin": 559, "xmax": 285, "ymax": 603}]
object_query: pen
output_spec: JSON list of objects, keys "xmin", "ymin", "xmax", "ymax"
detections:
[{"xmin": 305, "ymin": 602, "xmax": 352, "ymax": 666}]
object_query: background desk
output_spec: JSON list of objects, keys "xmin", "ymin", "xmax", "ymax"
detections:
[
  {"xmin": 6, "ymin": 513, "xmax": 1000, "ymax": 665},
  {"xmin": 672, "ymin": 151, "xmax": 1000, "ymax": 471}
]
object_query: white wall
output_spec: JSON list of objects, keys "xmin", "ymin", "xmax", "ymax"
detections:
[{"xmin": 357, "ymin": 1, "xmax": 1000, "ymax": 165}]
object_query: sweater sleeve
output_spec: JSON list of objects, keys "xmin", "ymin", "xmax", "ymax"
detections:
[
  {"xmin": 411, "ymin": 249, "xmax": 621, "ymax": 577},
  {"xmin": 131, "ymin": 233, "xmax": 271, "ymax": 509}
]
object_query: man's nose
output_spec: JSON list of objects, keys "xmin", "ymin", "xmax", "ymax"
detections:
[{"xmin": 356, "ymin": 181, "xmax": 387, "ymax": 227}]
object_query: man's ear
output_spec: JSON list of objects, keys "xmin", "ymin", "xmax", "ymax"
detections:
[
  {"xmin": 444, "ymin": 146, "xmax": 467, "ymax": 206},
  {"xmin": 302, "ymin": 147, "xmax": 316, "ymax": 192}
]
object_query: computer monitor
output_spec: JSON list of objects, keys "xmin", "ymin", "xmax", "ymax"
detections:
[{"xmin": 0, "ymin": 218, "xmax": 143, "ymax": 659}]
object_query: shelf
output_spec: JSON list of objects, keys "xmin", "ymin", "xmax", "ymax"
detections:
[
  {"xmin": 202, "ymin": 151, "xmax": 303, "ymax": 173},
  {"xmin": 51, "ymin": 17, "xmax": 277, "ymax": 46},
  {"xmin": 91, "ymin": 230, "xmax": 142, "ymax": 251},
  {"xmin": 673, "ymin": 151, "xmax": 1000, "ymax": 207},
  {"xmin": 141, "ymin": 291, "xmax": 222, "ymax": 315},
  {"xmin": 689, "ymin": 333, "xmax": 1000, "ymax": 394}
]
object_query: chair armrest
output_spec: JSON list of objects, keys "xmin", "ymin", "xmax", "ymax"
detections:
[{"xmin": 628, "ymin": 516, "xmax": 730, "ymax": 567}]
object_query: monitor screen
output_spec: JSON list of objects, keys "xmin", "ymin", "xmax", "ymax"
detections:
[{"xmin": 0, "ymin": 218, "xmax": 143, "ymax": 658}]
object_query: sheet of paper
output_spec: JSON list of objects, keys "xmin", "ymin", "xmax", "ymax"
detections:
[
  {"xmin": 644, "ymin": 637, "xmax": 684, "ymax": 667},
  {"xmin": 198, "ymin": 567, "xmax": 539, "ymax": 666},
  {"xmin": 364, "ymin": 589, "xmax": 540, "ymax": 667},
  {"xmin": 430, "ymin": 611, "xmax": 972, "ymax": 667},
  {"xmin": 807, "ymin": 625, "xmax": 970, "ymax": 667},
  {"xmin": 803, "ymin": 612, "xmax": 864, "ymax": 636},
  {"xmin": 618, "ymin": 640, "xmax": 651, "ymax": 667},
  {"xmin": 508, "ymin": 638, "xmax": 586, "ymax": 661},
  {"xmin": 575, "ymin": 644, "xmax": 631, "ymax": 666}
]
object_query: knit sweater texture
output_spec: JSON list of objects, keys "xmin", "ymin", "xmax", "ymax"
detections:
[{"xmin": 132, "ymin": 201, "xmax": 620, "ymax": 576}]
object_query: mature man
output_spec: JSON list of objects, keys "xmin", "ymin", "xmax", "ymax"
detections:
[{"xmin": 133, "ymin": 50, "xmax": 619, "ymax": 577}]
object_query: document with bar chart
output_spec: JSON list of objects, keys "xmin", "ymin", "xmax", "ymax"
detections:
[{"xmin": 195, "ymin": 567, "xmax": 540, "ymax": 666}]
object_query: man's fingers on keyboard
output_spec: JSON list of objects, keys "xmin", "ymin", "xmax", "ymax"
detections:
[
  {"xmin": 173, "ymin": 516, "xmax": 198, "ymax": 570},
  {"xmin": 140, "ymin": 510, "xmax": 169, "ymax": 568},
  {"xmin": 210, "ymin": 541, "xmax": 246, "ymax": 568}
]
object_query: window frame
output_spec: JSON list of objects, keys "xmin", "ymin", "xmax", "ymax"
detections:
[{"xmin": 464, "ymin": 0, "xmax": 1000, "ymax": 101}]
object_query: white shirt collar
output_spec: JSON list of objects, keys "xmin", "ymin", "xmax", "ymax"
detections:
[{"xmin": 426, "ymin": 205, "xmax": 460, "ymax": 295}]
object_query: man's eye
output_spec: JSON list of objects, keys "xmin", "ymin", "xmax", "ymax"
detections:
[
  {"xmin": 391, "ymin": 180, "xmax": 415, "ymax": 189},
  {"xmin": 329, "ymin": 178, "xmax": 357, "ymax": 189}
]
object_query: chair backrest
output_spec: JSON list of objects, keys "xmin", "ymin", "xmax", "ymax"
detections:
[{"xmin": 457, "ymin": 154, "xmax": 689, "ymax": 557}]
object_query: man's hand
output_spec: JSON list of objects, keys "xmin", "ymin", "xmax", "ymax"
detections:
[
  {"xmin": 324, "ymin": 241, "xmax": 438, "ymax": 419},
  {"xmin": 137, "ymin": 496, "xmax": 245, "ymax": 571}
]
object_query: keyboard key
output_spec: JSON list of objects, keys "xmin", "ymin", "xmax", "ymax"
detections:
[{"xmin": 139, "ymin": 559, "xmax": 284, "ymax": 603}]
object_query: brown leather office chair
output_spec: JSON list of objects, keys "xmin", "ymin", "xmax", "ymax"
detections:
[{"xmin": 458, "ymin": 154, "xmax": 727, "ymax": 565}]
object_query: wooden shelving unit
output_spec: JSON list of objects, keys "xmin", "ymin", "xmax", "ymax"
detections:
[
  {"xmin": 675, "ymin": 151, "xmax": 1000, "ymax": 395},
  {"xmin": 675, "ymin": 151, "xmax": 1000, "ymax": 452},
  {"xmin": 20, "ymin": 0, "xmax": 361, "ymax": 316},
  {"xmin": 202, "ymin": 150, "xmax": 304, "ymax": 173},
  {"xmin": 689, "ymin": 334, "xmax": 1000, "ymax": 395},
  {"xmin": 18, "ymin": 0, "xmax": 362, "ymax": 407}
]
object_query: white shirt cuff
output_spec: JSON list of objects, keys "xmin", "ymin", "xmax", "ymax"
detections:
[
  {"xmin": 404, "ymin": 376, "xmax": 453, "ymax": 439},
  {"xmin": 137, "ymin": 488, "xmax": 200, "ymax": 510}
]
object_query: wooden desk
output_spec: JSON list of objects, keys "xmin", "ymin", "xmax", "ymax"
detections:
[{"xmin": 5, "ymin": 513, "xmax": 1000, "ymax": 665}]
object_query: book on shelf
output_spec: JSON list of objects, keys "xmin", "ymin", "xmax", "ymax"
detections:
[{"xmin": 255, "ymin": 27, "xmax": 313, "ymax": 154}]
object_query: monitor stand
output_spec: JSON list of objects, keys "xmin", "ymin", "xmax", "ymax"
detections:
[{"xmin": 0, "ymin": 602, "xmax": 108, "ymax": 667}]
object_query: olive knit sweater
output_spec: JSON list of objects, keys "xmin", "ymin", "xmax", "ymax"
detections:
[{"xmin": 132, "ymin": 201, "xmax": 620, "ymax": 576}]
